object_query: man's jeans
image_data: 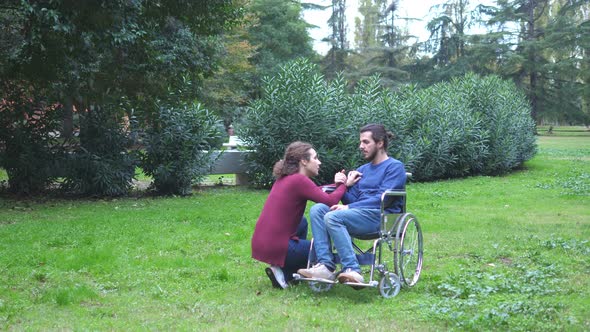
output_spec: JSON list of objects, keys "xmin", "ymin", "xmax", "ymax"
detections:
[{"xmin": 310, "ymin": 204, "xmax": 381, "ymax": 273}]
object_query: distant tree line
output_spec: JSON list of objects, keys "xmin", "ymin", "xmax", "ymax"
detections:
[{"xmin": 325, "ymin": 0, "xmax": 590, "ymax": 126}]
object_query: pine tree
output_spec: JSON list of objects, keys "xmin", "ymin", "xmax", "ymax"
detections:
[
  {"xmin": 323, "ymin": 0, "xmax": 349, "ymax": 78},
  {"xmin": 481, "ymin": 0, "xmax": 590, "ymax": 124}
]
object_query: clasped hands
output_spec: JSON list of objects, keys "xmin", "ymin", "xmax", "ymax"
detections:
[{"xmin": 331, "ymin": 169, "xmax": 362, "ymax": 211}]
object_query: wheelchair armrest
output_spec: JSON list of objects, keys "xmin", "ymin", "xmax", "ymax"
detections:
[
  {"xmin": 382, "ymin": 189, "xmax": 406, "ymax": 197},
  {"xmin": 321, "ymin": 185, "xmax": 337, "ymax": 193}
]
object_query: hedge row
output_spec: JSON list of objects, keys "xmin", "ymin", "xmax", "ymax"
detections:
[{"xmin": 240, "ymin": 58, "xmax": 537, "ymax": 187}]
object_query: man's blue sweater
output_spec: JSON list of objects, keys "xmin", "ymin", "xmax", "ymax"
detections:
[{"xmin": 342, "ymin": 157, "xmax": 406, "ymax": 213}]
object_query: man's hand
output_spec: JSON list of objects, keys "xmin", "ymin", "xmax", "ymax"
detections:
[
  {"xmin": 346, "ymin": 170, "xmax": 362, "ymax": 187},
  {"xmin": 329, "ymin": 204, "xmax": 349, "ymax": 211}
]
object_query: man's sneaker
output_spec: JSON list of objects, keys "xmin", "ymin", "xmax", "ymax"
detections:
[
  {"xmin": 265, "ymin": 265, "xmax": 288, "ymax": 289},
  {"xmin": 297, "ymin": 263, "xmax": 335, "ymax": 281},
  {"xmin": 337, "ymin": 268, "xmax": 364, "ymax": 284}
]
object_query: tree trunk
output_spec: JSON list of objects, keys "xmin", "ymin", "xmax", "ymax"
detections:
[
  {"xmin": 62, "ymin": 97, "xmax": 74, "ymax": 139},
  {"xmin": 527, "ymin": 0, "xmax": 538, "ymax": 123}
]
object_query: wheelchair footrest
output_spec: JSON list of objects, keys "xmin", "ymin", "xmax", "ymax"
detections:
[
  {"xmin": 342, "ymin": 280, "xmax": 379, "ymax": 288},
  {"xmin": 293, "ymin": 273, "xmax": 378, "ymax": 288},
  {"xmin": 292, "ymin": 273, "xmax": 336, "ymax": 284}
]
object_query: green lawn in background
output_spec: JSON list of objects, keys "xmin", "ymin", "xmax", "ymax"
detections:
[
  {"xmin": 537, "ymin": 125, "xmax": 590, "ymax": 137},
  {"xmin": 0, "ymin": 130, "xmax": 589, "ymax": 330},
  {"xmin": 134, "ymin": 169, "xmax": 236, "ymax": 187},
  {"xmin": 0, "ymin": 168, "xmax": 234, "ymax": 187}
]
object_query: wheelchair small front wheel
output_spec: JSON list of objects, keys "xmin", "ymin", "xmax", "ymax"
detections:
[
  {"xmin": 379, "ymin": 272, "xmax": 401, "ymax": 298},
  {"xmin": 309, "ymin": 281, "xmax": 333, "ymax": 293}
]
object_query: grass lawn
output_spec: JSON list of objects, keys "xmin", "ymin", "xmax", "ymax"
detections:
[
  {"xmin": 537, "ymin": 125, "xmax": 590, "ymax": 137},
  {"xmin": 133, "ymin": 168, "xmax": 236, "ymax": 187},
  {"xmin": 0, "ymin": 131, "xmax": 589, "ymax": 330}
]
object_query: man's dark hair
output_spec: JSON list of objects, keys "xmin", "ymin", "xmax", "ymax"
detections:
[{"xmin": 360, "ymin": 123, "xmax": 394, "ymax": 150}]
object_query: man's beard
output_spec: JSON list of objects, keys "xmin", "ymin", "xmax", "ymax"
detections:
[{"xmin": 363, "ymin": 148, "xmax": 377, "ymax": 162}]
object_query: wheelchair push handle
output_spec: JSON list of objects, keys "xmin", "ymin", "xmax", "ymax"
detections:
[{"xmin": 321, "ymin": 185, "xmax": 337, "ymax": 193}]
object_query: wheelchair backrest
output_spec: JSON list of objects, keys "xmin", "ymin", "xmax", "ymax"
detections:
[
  {"xmin": 380, "ymin": 172, "xmax": 411, "ymax": 213},
  {"xmin": 379, "ymin": 172, "xmax": 411, "ymax": 234}
]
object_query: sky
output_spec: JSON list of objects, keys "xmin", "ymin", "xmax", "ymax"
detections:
[{"xmin": 303, "ymin": 0, "xmax": 492, "ymax": 55}]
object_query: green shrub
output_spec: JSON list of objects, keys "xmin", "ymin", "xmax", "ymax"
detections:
[
  {"xmin": 240, "ymin": 58, "xmax": 356, "ymax": 187},
  {"xmin": 141, "ymin": 102, "xmax": 221, "ymax": 195},
  {"xmin": 458, "ymin": 74, "xmax": 537, "ymax": 174},
  {"xmin": 61, "ymin": 106, "xmax": 138, "ymax": 196},
  {"xmin": 391, "ymin": 81, "xmax": 489, "ymax": 180},
  {"xmin": 0, "ymin": 84, "xmax": 62, "ymax": 194},
  {"xmin": 241, "ymin": 60, "xmax": 537, "ymax": 184}
]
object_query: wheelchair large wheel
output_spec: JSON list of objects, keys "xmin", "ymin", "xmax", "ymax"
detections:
[
  {"xmin": 378, "ymin": 272, "xmax": 401, "ymax": 298},
  {"xmin": 394, "ymin": 213, "xmax": 423, "ymax": 287}
]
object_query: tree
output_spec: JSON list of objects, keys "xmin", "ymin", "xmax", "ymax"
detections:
[
  {"xmin": 248, "ymin": 0, "xmax": 316, "ymax": 80},
  {"xmin": 200, "ymin": 9, "xmax": 257, "ymax": 129},
  {"xmin": 540, "ymin": 0, "xmax": 590, "ymax": 125},
  {"xmin": 422, "ymin": 0, "xmax": 482, "ymax": 83},
  {"xmin": 480, "ymin": 0, "xmax": 590, "ymax": 124},
  {"xmin": 0, "ymin": 0, "xmax": 242, "ymax": 194},
  {"xmin": 323, "ymin": 0, "xmax": 350, "ymax": 78},
  {"xmin": 354, "ymin": 0, "xmax": 385, "ymax": 50},
  {"xmin": 348, "ymin": 0, "xmax": 413, "ymax": 88},
  {"xmin": 0, "ymin": 0, "xmax": 242, "ymax": 125}
]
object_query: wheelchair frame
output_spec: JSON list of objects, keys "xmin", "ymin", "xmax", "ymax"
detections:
[{"xmin": 293, "ymin": 174, "xmax": 423, "ymax": 298}]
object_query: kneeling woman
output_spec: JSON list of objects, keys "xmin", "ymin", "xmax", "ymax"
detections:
[{"xmin": 251, "ymin": 141, "xmax": 346, "ymax": 289}]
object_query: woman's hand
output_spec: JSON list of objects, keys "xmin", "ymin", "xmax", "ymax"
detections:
[{"xmin": 334, "ymin": 169, "xmax": 346, "ymax": 184}]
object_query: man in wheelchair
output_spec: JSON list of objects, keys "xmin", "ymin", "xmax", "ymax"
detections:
[{"xmin": 297, "ymin": 123, "xmax": 407, "ymax": 285}]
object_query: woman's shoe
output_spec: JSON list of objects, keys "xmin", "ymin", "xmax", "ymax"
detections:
[{"xmin": 265, "ymin": 265, "xmax": 288, "ymax": 289}]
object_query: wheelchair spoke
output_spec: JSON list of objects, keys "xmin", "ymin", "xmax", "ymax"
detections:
[
  {"xmin": 397, "ymin": 214, "xmax": 423, "ymax": 287},
  {"xmin": 401, "ymin": 229, "xmax": 418, "ymax": 268}
]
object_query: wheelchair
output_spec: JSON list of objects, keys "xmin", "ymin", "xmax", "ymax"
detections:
[{"xmin": 293, "ymin": 174, "xmax": 423, "ymax": 298}]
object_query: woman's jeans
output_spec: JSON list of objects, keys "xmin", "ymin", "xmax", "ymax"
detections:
[
  {"xmin": 282, "ymin": 216, "xmax": 311, "ymax": 282},
  {"xmin": 309, "ymin": 203, "xmax": 381, "ymax": 273}
]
